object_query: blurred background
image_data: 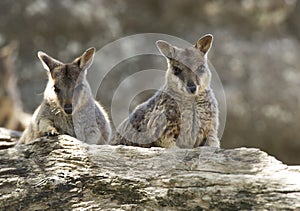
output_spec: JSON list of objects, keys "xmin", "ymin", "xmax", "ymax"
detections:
[{"xmin": 0, "ymin": 0, "xmax": 299, "ymax": 164}]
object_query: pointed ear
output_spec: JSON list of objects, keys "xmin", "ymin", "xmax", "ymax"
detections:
[
  {"xmin": 195, "ymin": 34, "xmax": 213, "ymax": 55},
  {"xmin": 37, "ymin": 51, "xmax": 63, "ymax": 72},
  {"xmin": 156, "ymin": 40, "xmax": 174, "ymax": 59},
  {"xmin": 73, "ymin": 47, "xmax": 95, "ymax": 71}
]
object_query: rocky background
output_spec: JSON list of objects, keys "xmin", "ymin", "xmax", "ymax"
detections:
[{"xmin": 0, "ymin": 0, "xmax": 299, "ymax": 164}]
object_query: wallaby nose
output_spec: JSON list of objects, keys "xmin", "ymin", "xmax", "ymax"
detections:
[
  {"xmin": 188, "ymin": 85, "xmax": 197, "ymax": 94},
  {"xmin": 187, "ymin": 81, "xmax": 197, "ymax": 94},
  {"xmin": 64, "ymin": 104, "xmax": 72, "ymax": 114}
]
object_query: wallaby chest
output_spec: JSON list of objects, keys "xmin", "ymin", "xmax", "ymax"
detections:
[
  {"xmin": 53, "ymin": 112, "xmax": 75, "ymax": 136},
  {"xmin": 167, "ymin": 93, "xmax": 214, "ymax": 147},
  {"xmin": 40, "ymin": 102, "xmax": 75, "ymax": 137},
  {"xmin": 177, "ymin": 99, "xmax": 202, "ymax": 144}
]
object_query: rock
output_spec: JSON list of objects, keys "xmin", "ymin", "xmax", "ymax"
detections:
[
  {"xmin": 0, "ymin": 127, "xmax": 22, "ymax": 149},
  {"xmin": 0, "ymin": 134, "xmax": 299, "ymax": 210}
]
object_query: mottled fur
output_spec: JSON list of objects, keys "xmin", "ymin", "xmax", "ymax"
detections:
[
  {"xmin": 19, "ymin": 48, "xmax": 111, "ymax": 144},
  {"xmin": 111, "ymin": 34, "xmax": 219, "ymax": 148}
]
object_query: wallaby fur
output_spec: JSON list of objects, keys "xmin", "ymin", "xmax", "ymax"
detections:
[
  {"xmin": 19, "ymin": 48, "xmax": 111, "ymax": 144},
  {"xmin": 111, "ymin": 34, "xmax": 220, "ymax": 148}
]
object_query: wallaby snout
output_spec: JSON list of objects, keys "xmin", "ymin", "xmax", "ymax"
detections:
[
  {"xmin": 64, "ymin": 104, "xmax": 72, "ymax": 114},
  {"xmin": 187, "ymin": 81, "xmax": 197, "ymax": 94}
]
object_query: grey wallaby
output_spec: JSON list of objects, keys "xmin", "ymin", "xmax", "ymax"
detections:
[
  {"xmin": 19, "ymin": 48, "xmax": 111, "ymax": 144},
  {"xmin": 111, "ymin": 34, "xmax": 219, "ymax": 148}
]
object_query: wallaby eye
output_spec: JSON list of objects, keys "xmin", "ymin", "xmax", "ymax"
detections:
[
  {"xmin": 53, "ymin": 85, "xmax": 61, "ymax": 94},
  {"xmin": 75, "ymin": 84, "xmax": 84, "ymax": 91},
  {"xmin": 197, "ymin": 64, "xmax": 206, "ymax": 74},
  {"xmin": 173, "ymin": 66, "xmax": 182, "ymax": 76}
]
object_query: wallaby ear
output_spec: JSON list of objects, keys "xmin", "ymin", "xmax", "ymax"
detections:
[
  {"xmin": 37, "ymin": 51, "xmax": 63, "ymax": 72},
  {"xmin": 195, "ymin": 34, "xmax": 213, "ymax": 55},
  {"xmin": 73, "ymin": 47, "xmax": 95, "ymax": 71},
  {"xmin": 156, "ymin": 40, "xmax": 174, "ymax": 59}
]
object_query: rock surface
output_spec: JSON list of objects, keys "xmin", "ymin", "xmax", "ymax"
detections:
[{"xmin": 0, "ymin": 134, "xmax": 299, "ymax": 210}]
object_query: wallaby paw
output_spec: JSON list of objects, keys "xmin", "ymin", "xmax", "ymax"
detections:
[
  {"xmin": 43, "ymin": 129, "xmax": 59, "ymax": 137},
  {"xmin": 205, "ymin": 137, "xmax": 220, "ymax": 148}
]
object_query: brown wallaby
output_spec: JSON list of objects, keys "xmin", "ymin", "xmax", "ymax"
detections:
[
  {"xmin": 19, "ymin": 48, "xmax": 111, "ymax": 144},
  {"xmin": 0, "ymin": 42, "xmax": 30, "ymax": 131},
  {"xmin": 111, "ymin": 34, "xmax": 220, "ymax": 148}
]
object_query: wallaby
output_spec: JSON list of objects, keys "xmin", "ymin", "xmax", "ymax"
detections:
[
  {"xmin": 111, "ymin": 34, "xmax": 220, "ymax": 148},
  {"xmin": 19, "ymin": 48, "xmax": 111, "ymax": 144},
  {"xmin": 0, "ymin": 42, "xmax": 30, "ymax": 131}
]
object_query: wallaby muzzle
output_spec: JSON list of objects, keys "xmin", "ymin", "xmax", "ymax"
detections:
[
  {"xmin": 187, "ymin": 81, "xmax": 197, "ymax": 94},
  {"xmin": 64, "ymin": 104, "xmax": 72, "ymax": 114}
]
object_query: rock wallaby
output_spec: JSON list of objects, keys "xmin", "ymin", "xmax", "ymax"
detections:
[
  {"xmin": 0, "ymin": 42, "xmax": 30, "ymax": 131},
  {"xmin": 19, "ymin": 48, "xmax": 111, "ymax": 144},
  {"xmin": 111, "ymin": 34, "xmax": 220, "ymax": 148}
]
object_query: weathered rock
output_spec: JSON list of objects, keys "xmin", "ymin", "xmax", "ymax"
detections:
[
  {"xmin": 0, "ymin": 134, "xmax": 299, "ymax": 210},
  {"xmin": 0, "ymin": 127, "xmax": 22, "ymax": 149}
]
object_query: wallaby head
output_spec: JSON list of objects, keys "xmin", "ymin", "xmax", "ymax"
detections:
[
  {"xmin": 38, "ymin": 48, "xmax": 95, "ymax": 115},
  {"xmin": 156, "ymin": 34, "xmax": 213, "ymax": 95}
]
